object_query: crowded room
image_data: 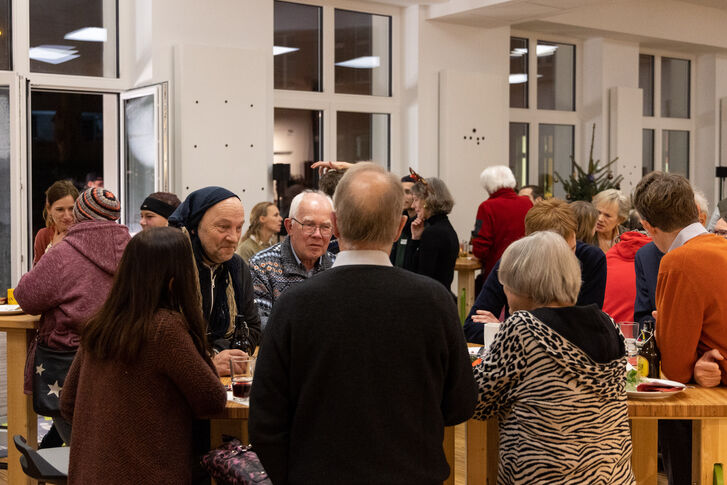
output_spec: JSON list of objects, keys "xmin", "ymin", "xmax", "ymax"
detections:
[{"xmin": 1, "ymin": 0, "xmax": 727, "ymax": 484}]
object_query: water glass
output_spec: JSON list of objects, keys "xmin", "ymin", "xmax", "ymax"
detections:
[{"xmin": 618, "ymin": 321, "xmax": 638, "ymax": 366}]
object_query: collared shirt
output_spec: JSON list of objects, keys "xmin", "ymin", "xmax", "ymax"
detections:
[
  {"xmin": 667, "ymin": 222, "xmax": 707, "ymax": 252},
  {"xmin": 332, "ymin": 250, "xmax": 393, "ymax": 268}
]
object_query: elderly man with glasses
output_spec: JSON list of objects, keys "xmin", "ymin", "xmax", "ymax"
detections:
[{"xmin": 250, "ymin": 190, "xmax": 335, "ymax": 330}]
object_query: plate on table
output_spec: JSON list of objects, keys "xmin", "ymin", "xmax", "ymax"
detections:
[
  {"xmin": 0, "ymin": 304, "xmax": 23, "ymax": 315},
  {"xmin": 627, "ymin": 378, "xmax": 686, "ymax": 399}
]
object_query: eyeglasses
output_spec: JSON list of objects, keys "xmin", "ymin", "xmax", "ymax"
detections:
[
  {"xmin": 408, "ymin": 167, "xmax": 427, "ymax": 185},
  {"xmin": 711, "ymin": 229, "xmax": 727, "ymax": 238},
  {"xmin": 292, "ymin": 218, "xmax": 332, "ymax": 237}
]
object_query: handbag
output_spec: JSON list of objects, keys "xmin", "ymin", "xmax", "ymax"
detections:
[
  {"xmin": 201, "ymin": 438, "xmax": 272, "ymax": 485},
  {"xmin": 32, "ymin": 343, "xmax": 77, "ymax": 418}
]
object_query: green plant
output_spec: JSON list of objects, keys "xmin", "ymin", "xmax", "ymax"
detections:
[{"xmin": 554, "ymin": 124, "xmax": 623, "ymax": 202}]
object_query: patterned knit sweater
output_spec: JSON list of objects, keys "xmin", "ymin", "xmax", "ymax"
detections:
[
  {"xmin": 472, "ymin": 309, "xmax": 634, "ymax": 484},
  {"xmin": 249, "ymin": 236, "xmax": 334, "ymax": 329}
]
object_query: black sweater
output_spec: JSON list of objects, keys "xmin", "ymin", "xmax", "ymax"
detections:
[
  {"xmin": 249, "ymin": 265, "xmax": 477, "ymax": 485},
  {"xmin": 405, "ymin": 213, "xmax": 459, "ymax": 290}
]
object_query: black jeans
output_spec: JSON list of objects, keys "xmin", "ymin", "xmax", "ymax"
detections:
[{"xmin": 658, "ymin": 419, "xmax": 692, "ymax": 485}]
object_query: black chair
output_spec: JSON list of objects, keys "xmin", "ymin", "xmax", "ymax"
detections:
[{"xmin": 13, "ymin": 435, "xmax": 69, "ymax": 485}]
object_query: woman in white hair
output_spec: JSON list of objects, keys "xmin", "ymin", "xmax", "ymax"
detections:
[
  {"xmin": 471, "ymin": 231, "xmax": 634, "ymax": 484},
  {"xmin": 471, "ymin": 165, "xmax": 533, "ymax": 279},
  {"xmin": 592, "ymin": 188, "xmax": 629, "ymax": 253}
]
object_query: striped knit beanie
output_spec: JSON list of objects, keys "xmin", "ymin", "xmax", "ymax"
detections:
[{"xmin": 74, "ymin": 188, "xmax": 121, "ymax": 222}]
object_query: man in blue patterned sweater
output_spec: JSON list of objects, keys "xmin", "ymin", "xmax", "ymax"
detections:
[{"xmin": 249, "ymin": 190, "xmax": 335, "ymax": 330}]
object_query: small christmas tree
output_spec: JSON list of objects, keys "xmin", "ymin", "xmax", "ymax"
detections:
[{"xmin": 555, "ymin": 124, "xmax": 622, "ymax": 202}]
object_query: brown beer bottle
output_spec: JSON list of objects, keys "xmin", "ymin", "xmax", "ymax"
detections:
[{"xmin": 637, "ymin": 318, "xmax": 661, "ymax": 378}]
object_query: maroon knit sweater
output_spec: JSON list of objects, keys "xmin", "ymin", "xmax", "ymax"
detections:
[{"xmin": 60, "ymin": 310, "xmax": 227, "ymax": 484}]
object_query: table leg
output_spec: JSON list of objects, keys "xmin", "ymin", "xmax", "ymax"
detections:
[
  {"xmin": 630, "ymin": 419, "xmax": 658, "ymax": 485},
  {"xmin": 466, "ymin": 419, "xmax": 486, "ymax": 484},
  {"xmin": 443, "ymin": 425, "xmax": 455, "ymax": 485},
  {"xmin": 457, "ymin": 269, "xmax": 476, "ymax": 322},
  {"xmin": 692, "ymin": 419, "xmax": 727, "ymax": 485},
  {"xmin": 6, "ymin": 329, "xmax": 36, "ymax": 485}
]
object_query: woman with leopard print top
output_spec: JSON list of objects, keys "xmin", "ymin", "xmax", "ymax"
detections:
[{"xmin": 472, "ymin": 232, "xmax": 634, "ymax": 484}]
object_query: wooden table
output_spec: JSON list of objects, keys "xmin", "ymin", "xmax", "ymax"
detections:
[
  {"xmin": 455, "ymin": 256, "xmax": 481, "ymax": 322},
  {"xmin": 210, "ymin": 378, "xmax": 250, "ymax": 447},
  {"xmin": 0, "ymin": 313, "xmax": 39, "ymax": 485},
  {"xmin": 628, "ymin": 386, "xmax": 727, "ymax": 484},
  {"xmin": 463, "ymin": 386, "xmax": 727, "ymax": 485}
]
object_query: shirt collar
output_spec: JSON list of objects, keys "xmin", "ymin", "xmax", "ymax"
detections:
[
  {"xmin": 332, "ymin": 250, "xmax": 393, "ymax": 268},
  {"xmin": 668, "ymin": 222, "xmax": 708, "ymax": 252}
]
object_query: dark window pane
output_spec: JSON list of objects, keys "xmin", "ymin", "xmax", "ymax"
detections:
[
  {"xmin": 509, "ymin": 123, "xmax": 528, "ymax": 186},
  {"xmin": 639, "ymin": 54, "xmax": 654, "ymax": 116},
  {"xmin": 509, "ymin": 37, "xmax": 528, "ymax": 109},
  {"xmin": 538, "ymin": 123, "xmax": 574, "ymax": 198},
  {"xmin": 30, "ymin": 91, "xmax": 104, "ymax": 246},
  {"xmin": 0, "ymin": 87, "xmax": 9, "ymax": 291},
  {"xmin": 274, "ymin": 108, "xmax": 323, "ymax": 190},
  {"xmin": 642, "ymin": 129, "xmax": 654, "ymax": 177},
  {"xmin": 661, "ymin": 57, "xmax": 690, "ymax": 118},
  {"xmin": 662, "ymin": 130, "xmax": 689, "ymax": 177},
  {"xmin": 335, "ymin": 9, "xmax": 391, "ymax": 97},
  {"xmin": 274, "ymin": 1, "xmax": 322, "ymax": 92},
  {"xmin": 337, "ymin": 111, "xmax": 390, "ymax": 168},
  {"xmin": 537, "ymin": 41, "xmax": 575, "ymax": 111},
  {"xmin": 30, "ymin": 0, "xmax": 117, "ymax": 77},
  {"xmin": 0, "ymin": 2, "xmax": 11, "ymax": 70}
]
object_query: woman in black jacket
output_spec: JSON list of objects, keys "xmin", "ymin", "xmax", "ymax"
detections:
[{"xmin": 405, "ymin": 173, "xmax": 459, "ymax": 293}]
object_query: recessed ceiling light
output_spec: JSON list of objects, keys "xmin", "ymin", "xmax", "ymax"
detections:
[
  {"xmin": 335, "ymin": 56, "xmax": 380, "ymax": 69},
  {"xmin": 29, "ymin": 45, "xmax": 80, "ymax": 64},
  {"xmin": 64, "ymin": 27, "xmax": 108, "ymax": 42},
  {"xmin": 273, "ymin": 46, "xmax": 300, "ymax": 56}
]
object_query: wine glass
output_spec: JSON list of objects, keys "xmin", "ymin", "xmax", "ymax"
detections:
[{"xmin": 618, "ymin": 321, "xmax": 639, "ymax": 367}]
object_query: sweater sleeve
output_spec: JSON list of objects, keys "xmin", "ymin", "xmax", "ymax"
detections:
[
  {"xmin": 463, "ymin": 261, "xmax": 508, "ymax": 344},
  {"xmin": 157, "ymin": 314, "xmax": 227, "ymax": 417},
  {"xmin": 655, "ymin": 263, "xmax": 703, "ymax": 384},
  {"xmin": 441, "ymin": 296, "xmax": 478, "ymax": 426},
  {"xmin": 577, "ymin": 243, "xmax": 607, "ymax": 308},
  {"xmin": 14, "ymin": 247, "xmax": 65, "ymax": 315},
  {"xmin": 633, "ymin": 251, "xmax": 654, "ymax": 326},
  {"xmin": 60, "ymin": 347, "xmax": 83, "ymax": 423},
  {"xmin": 472, "ymin": 315, "xmax": 528, "ymax": 420},
  {"xmin": 250, "ymin": 260, "xmax": 273, "ymax": 330},
  {"xmin": 472, "ymin": 204, "xmax": 493, "ymax": 262},
  {"xmin": 248, "ymin": 304, "xmax": 292, "ymax": 485}
]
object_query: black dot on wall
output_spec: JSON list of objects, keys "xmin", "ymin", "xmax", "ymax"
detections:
[
  {"xmin": 250, "ymin": 104, "xmax": 254, "ymax": 108},
  {"xmin": 186, "ymin": 186, "xmax": 189, "ymax": 190},
  {"xmin": 250, "ymin": 144, "xmax": 254, "ymax": 148},
  {"xmin": 242, "ymin": 189, "xmax": 246, "ymax": 193},
  {"xmin": 194, "ymin": 144, "xmax": 197, "ymax": 148},
  {"xmin": 472, "ymin": 128, "xmax": 477, "ymax": 133},
  {"xmin": 225, "ymin": 144, "xmax": 229, "ymax": 147},
  {"xmin": 225, "ymin": 100, "xmax": 228, "ymax": 104},
  {"xmin": 469, "ymin": 137, "xmax": 472, "ymax": 140},
  {"xmin": 261, "ymin": 187, "xmax": 265, "ymax": 191},
  {"xmin": 463, "ymin": 136, "xmax": 467, "ymax": 140},
  {"xmin": 195, "ymin": 100, "xmax": 199, "ymax": 104}
]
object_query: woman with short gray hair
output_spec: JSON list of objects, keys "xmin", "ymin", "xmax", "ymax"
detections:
[
  {"xmin": 472, "ymin": 231, "xmax": 634, "ymax": 484},
  {"xmin": 404, "ymin": 173, "xmax": 459, "ymax": 294},
  {"xmin": 592, "ymin": 188, "xmax": 630, "ymax": 253}
]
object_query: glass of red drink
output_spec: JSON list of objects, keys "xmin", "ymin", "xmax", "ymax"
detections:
[{"xmin": 230, "ymin": 356, "xmax": 255, "ymax": 405}]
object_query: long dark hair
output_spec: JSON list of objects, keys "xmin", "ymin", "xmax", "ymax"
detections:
[{"xmin": 82, "ymin": 227, "xmax": 212, "ymax": 365}]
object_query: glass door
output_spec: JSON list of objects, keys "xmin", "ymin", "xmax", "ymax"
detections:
[{"xmin": 119, "ymin": 83, "xmax": 168, "ymax": 233}]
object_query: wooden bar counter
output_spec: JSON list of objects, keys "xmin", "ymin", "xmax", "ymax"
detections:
[{"xmin": 0, "ymin": 313, "xmax": 39, "ymax": 485}]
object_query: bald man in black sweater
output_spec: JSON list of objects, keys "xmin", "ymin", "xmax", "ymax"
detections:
[{"xmin": 250, "ymin": 163, "xmax": 476, "ymax": 485}]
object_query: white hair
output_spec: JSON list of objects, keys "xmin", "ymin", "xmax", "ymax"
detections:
[
  {"xmin": 289, "ymin": 190, "xmax": 333, "ymax": 220},
  {"xmin": 480, "ymin": 165, "xmax": 516, "ymax": 195},
  {"xmin": 498, "ymin": 231, "xmax": 582, "ymax": 306},
  {"xmin": 693, "ymin": 189, "xmax": 709, "ymax": 216}
]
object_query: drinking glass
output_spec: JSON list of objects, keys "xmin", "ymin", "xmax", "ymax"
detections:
[
  {"xmin": 230, "ymin": 356, "xmax": 255, "ymax": 405},
  {"xmin": 618, "ymin": 321, "xmax": 638, "ymax": 367}
]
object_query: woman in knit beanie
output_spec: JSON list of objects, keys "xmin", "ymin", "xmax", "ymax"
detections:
[{"xmin": 14, "ymin": 187, "xmax": 130, "ymax": 446}]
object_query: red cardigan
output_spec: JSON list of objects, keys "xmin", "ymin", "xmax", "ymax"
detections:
[
  {"xmin": 602, "ymin": 231, "xmax": 651, "ymax": 323},
  {"xmin": 471, "ymin": 188, "xmax": 532, "ymax": 277}
]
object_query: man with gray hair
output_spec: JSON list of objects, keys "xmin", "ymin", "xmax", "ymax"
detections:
[
  {"xmin": 472, "ymin": 165, "xmax": 533, "ymax": 279},
  {"xmin": 249, "ymin": 163, "xmax": 476, "ymax": 484},
  {"xmin": 249, "ymin": 190, "xmax": 335, "ymax": 329}
]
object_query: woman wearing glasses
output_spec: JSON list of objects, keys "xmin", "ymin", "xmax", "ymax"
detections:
[{"xmin": 405, "ymin": 173, "xmax": 459, "ymax": 295}]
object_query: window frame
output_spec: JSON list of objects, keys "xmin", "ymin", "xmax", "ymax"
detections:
[
  {"xmin": 509, "ymin": 31, "xmax": 582, "ymax": 195},
  {"xmin": 640, "ymin": 48, "xmax": 695, "ymax": 179},
  {"xmin": 273, "ymin": 0, "xmax": 400, "ymax": 172}
]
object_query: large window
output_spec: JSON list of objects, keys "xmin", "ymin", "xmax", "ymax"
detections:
[
  {"xmin": 509, "ymin": 34, "xmax": 579, "ymax": 194},
  {"xmin": 640, "ymin": 51, "xmax": 693, "ymax": 178},
  {"xmin": 274, "ymin": 1, "xmax": 396, "ymax": 180},
  {"xmin": 0, "ymin": 87, "xmax": 9, "ymax": 292},
  {"xmin": 0, "ymin": 1, "xmax": 10, "ymax": 71},
  {"xmin": 29, "ymin": 0, "xmax": 117, "ymax": 77},
  {"xmin": 274, "ymin": 1, "xmax": 322, "ymax": 92}
]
